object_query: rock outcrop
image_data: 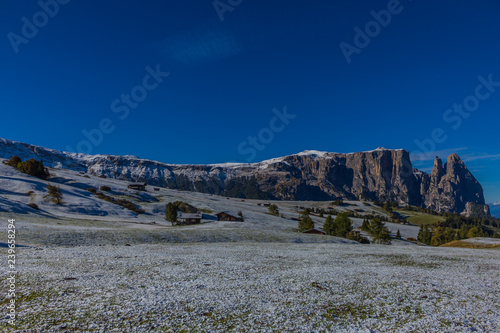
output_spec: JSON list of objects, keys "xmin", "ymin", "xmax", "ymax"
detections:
[{"xmin": 0, "ymin": 138, "xmax": 489, "ymax": 215}]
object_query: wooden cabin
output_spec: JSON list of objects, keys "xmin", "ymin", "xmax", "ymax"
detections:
[
  {"xmin": 303, "ymin": 228, "xmax": 326, "ymax": 235},
  {"xmin": 216, "ymin": 211, "xmax": 243, "ymax": 222},
  {"xmin": 177, "ymin": 212, "xmax": 202, "ymax": 225},
  {"xmin": 127, "ymin": 182, "xmax": 147, "ymax": 191},
  {"xmin": 98, "ymin": 175, "xmax": 107, "ymax": 179}
]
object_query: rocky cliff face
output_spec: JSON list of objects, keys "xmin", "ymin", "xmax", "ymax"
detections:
[{"xmin": 0, "ymin": 138, "xmax": 489, "ymax": 215}]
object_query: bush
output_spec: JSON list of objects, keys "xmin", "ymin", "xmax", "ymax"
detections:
[
  {"xmin": 87, "ymin": 188, "xmax": 144, "ymax": 214},
  {"xmin": 8, "ymin": 156, "xmax": 49, "ymax": 180},
  {"xmin": 100, "ymin": 185, "xmax": 111, "ymax": 192},
  {"xmin": 7, "ymin": 156, "xmax": 22, "ymax": 168},
  {"xmin": 28, "ymin": 203, "xmax": 39, "ymax": 210},
  {"xmin": 346, "ymin": 231, "xmax": 370, "ymax": 244}
]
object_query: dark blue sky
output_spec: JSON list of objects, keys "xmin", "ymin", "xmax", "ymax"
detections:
[{"xmin": 1, "ymin": 0, "xmax": 499, "ymax": 202}]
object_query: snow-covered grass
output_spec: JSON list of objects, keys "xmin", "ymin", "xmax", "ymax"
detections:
[{"xmin": 1, "ymin": 243, "xmax": 498, "ymax": 332}]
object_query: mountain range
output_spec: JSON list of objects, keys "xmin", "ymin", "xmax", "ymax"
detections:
[{"xmin": 0, "ymin": 138, "xmax": 490, "ymax": 216}]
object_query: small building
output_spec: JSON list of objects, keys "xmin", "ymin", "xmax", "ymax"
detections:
[
  {"xmin": 98, "ymin": 175, "xmax": 107, "ymax": 179},
  {"xmin": 216, "ymin": 211, "xmax": 243, "ymax": 222},
  {"xmin": 128, "ymin": 182, "xmax": 147, "ymax": 191},
  {"xmin": 154, "ymin": 187, "xmax": 160, "ymax": 191},
  {"xmin": 303, "ymin": 228, "xmax": 326, "ymax": 235},
  {"xmin": 177, "ymin": 212, "xmax": 202, "ymax": 225}
]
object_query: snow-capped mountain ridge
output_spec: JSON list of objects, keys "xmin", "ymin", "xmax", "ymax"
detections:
[{"xmin": 0, "ymin": 138, "xmax": 488, "ymax": 215}]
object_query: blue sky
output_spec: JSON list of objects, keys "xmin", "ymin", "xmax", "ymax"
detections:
[{"xmin": 1, "ymin": 0, "xmax": 499, "ymax": 202}]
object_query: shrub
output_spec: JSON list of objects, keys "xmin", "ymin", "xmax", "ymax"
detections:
[
  {"xmin": 346, "ymin": 231, "xmax": 370, "ymax": 244},
  {"xmin": 28, "ymin": 203, "xmax": 39, "ymax": 210},
  {"xmin": 8, "ymin": 156, "xmax": 49, "ymax": 180},
  {"xmin": 100, "ymin": 185, "xmax": 111, "ymax": 192},
  {"xmin": 407, "ymin": 237, "xmax": 417, "ymax": 242},
  {"xmin": 7, "ymin": 156, "xmax": 22, "ymax": 168},
  {"xmin": 86, "ymin": 187, "xmax": 97, "ymax": 194}
]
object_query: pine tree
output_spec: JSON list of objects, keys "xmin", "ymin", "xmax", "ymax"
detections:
[
  {"xmin": 323, "ymin": 215, "xmax": 335, "ymax": 235},
  {"xmin": 45, "ymin": 184, "xmax": 62, "ymax": 204},
  {"xmin": 361, "ymin": 219, "xmax": 370, "ymax": 232},
  {"xmin": 165, "ymin": 202, "xmax": 177, "ymax": 224},
  {"xmin": 334, "ymin": 213, "xmax": 353, "ymax": 237},
  {"xmin": 396, "ymin": 229, "xmax": 401, "ymax": 239},
  {"xmin": 369, "ymin": 216, "xmax": 391, "ymax": 244},
  {"xmin": 298, "ymin": 214, "xmax": 314, "ymax": 232},
  {"xmin": 268, "ymin": 204, "xmax": 279, "ymax": 216},
  {"xmin": 417, "ymin": 225, "xmax": 433, "ymax": 245}
]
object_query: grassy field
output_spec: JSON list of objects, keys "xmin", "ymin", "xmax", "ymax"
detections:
[
  {"xmin": 396, "ymin": 210, "xmax": 446, "ymax": 225},
  {"xmin": 440, "ymin": 240, "xmax": 500, "ymax": 249}
]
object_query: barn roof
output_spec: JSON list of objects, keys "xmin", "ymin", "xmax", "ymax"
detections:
[
  {"xmin": 303, "ymin": 228, "xmax": 326, "ymax": 235},
  {"xmin": 216, "ymin": 211, "xmax": 240, "ymax": 218},
  {"xmin": 177, "ymin": 212, "xmax": 202, "ymax": 219}
]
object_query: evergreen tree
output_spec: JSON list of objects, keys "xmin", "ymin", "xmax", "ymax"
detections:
[
  {"xmin": 323, "ymin": 215, "xmax": 335, "ymax": 235},
  {"xmin": 268, "ymin": 204, "xmax": 279, "ymax": 216},
  {"xmin": 334, "ymin": 213, "xmax": 353, "ymax": 237},
  {"xmin": 369, "ymin": 216, "xmax": 391, "ymax": 244},
  {"xmin": 165, "ymin": 202, "xmax": 177, "ymax": 224},
  {"xmin": 395, "ymin": 229, "xmax": 401, "ymax": 239},
  {"xmin": 383, "ymin": 201, "xmax": 393, "ymax": 213},
  {"xmin": 417, "ymin": 225, "xmax": 433, "ymax": 245},
  {"xmin": 298, "ymin": 214, "xmax": 314, "ymax": 232},
  {"xmin": 45, "ymin": 184, "xmax": 62, "ymax": 204},
  {"xmin": 361, "ymin": 219, "xmax": 370, "ymax": 232}
]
